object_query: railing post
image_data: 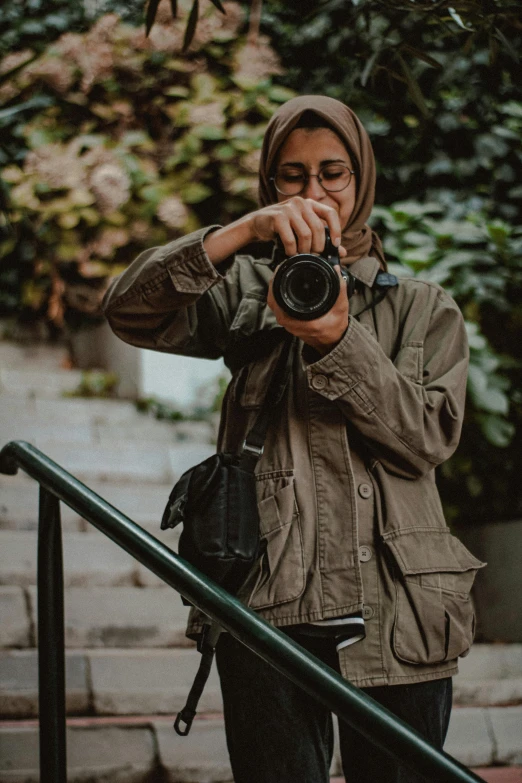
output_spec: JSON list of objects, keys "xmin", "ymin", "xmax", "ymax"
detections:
[{"xmin": 38, "ymin": 486, "xmax": 67, "ymax": 782}]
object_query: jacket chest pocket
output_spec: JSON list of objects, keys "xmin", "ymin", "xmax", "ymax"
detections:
[
  {"xmin": 247, "ymin": 471, "xmax": 305, "ymax": 610},
  {"xmin": 383, "ymin": 528, "xmax": 486, "ymax": 665}
]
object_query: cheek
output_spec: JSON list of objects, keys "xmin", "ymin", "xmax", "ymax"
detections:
[{"xmin": 338, "ymin": 187, "xmax": 356, "ymax": 224}]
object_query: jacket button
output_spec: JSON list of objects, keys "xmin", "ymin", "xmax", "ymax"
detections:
[
  {"xmin": 362, "ymin": 605, "xmax": 374, "ymax": 620},
  {"xmin": 311, "ymin": 374, "xmax": 328, "ymax": 391},
  {"xmin": 359, "ymin": 545, "xmax": 373, "ymax": 562},
  {"xmin": 358, "ymin": 483, "xmax": 372, "ymax": 499}
]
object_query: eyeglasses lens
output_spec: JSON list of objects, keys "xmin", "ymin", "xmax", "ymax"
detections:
[{"xmin": 274, "ymin": 164, "xmax": 352, "ymax": 196}]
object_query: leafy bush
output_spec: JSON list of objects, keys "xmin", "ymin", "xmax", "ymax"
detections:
[
  {"xmin": 0, "ymin": 2, "xmax": 293, "ymax": 329},
  {"xmin": 262, "ymin": 1, "xmax": 522, "ymax": 221},
  {"xmin": 370, "ymin": 201, "xmax": 522, "ymax": 523}
]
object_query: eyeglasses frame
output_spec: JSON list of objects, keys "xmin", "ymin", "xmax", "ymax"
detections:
[{"xmin": 270, "ymin": 163, "xmax": 356, "ymax": 197}]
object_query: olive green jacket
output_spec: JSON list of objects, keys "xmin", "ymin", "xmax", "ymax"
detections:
[{"xmin": 103, "ymin": 227, "xmax": 485, "ymax": 687}]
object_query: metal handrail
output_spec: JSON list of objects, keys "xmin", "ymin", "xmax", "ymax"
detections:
[{"xmin": 0, "ymin": 440, "xmax": 484, "ymax": 783}]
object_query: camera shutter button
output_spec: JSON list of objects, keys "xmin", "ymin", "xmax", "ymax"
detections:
[{"xmin": 311, "ymin": 374, "xmax": 328, "ymax": 391}]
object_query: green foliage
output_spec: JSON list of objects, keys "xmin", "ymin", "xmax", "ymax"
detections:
[
  {"xmin": 0, "ymin": 0, "xmax": 87, "ymax": 57},
  {"xmin": 370, "ymin": 201, "xmax": 522, "ymax": 522},
  {"xmin": 143, "ymin": 0, "xmax": 522, "ymax": 55},
  {"xmin": 0, "ymin": 3, "xmax": 291, "ymax": 328},
  {"xmin": 262, "ymin": 1, "xmax": 522, "ymax": 220},
  {"xmin": 64, "ymin": 369, "xmax": 120, "ymax": 398},
  {"xmin": 135, "ymin": 396, "xmax": 186, "ymax": 421}
]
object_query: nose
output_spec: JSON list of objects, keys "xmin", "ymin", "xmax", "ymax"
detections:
[{"xmin": 302, "ymin": 174, "xmax": 325, "ymax": 200}]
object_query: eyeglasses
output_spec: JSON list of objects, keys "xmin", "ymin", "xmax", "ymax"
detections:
[{"xmin": 271, "ymin": 163, "xmax": 355, "ymax": 197}]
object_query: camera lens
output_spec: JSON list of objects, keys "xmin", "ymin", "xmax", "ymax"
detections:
[
  {"xmin": 286, "ymin": 264, "xmax": 325, "ymax": 308},
  {"xmin": 273, "ymin": 256, "xmax": 339, "ymax": 321},
  {"xmin": 284, "ymin": 262, "xmax": 330, "ymax": 311}
]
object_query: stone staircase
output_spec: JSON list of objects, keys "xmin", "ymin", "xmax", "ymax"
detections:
[{"xmin": 1, "ymin": 338, "xmax": 521, "ymax": 782}]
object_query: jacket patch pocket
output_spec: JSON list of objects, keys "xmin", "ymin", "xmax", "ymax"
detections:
[
  {"xmin": 384, "ymin": 528, "xmax": 486, "ymax": 665},
  {"xmin": 394, "ymin": 341, "xmax": 423, "ymax": 384},
  {"xmin": 248, "ymin": 472, "xmax": 305, "ymax": 609}
]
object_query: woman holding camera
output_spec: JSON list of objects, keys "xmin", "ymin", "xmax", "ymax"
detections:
[{"xmin": 103, "ymin": 95, "xmax": 483, "ymax": 783}]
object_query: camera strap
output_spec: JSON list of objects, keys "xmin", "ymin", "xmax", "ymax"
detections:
[{"xmin": 352, "ymin": 271, "xmax": 398, "ymax": 320}]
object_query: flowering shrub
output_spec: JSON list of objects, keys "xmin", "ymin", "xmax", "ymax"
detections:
[{"xmin": 0, "ymin": 2, "xmax": 293, "ymax": 328}]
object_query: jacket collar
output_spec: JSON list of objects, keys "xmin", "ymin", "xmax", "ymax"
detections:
[{"xmin": 345, "ymin": 255, "xmax": 381, "ymax": 288}]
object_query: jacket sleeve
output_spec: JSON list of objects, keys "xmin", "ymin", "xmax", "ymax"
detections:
[
  {"xmin": 305, "ymin": 286, "xmax": 469, "ymax": 479},
  {"xmin": 102, "ymin": 227, "xmax": 238, "ymax": 360}
]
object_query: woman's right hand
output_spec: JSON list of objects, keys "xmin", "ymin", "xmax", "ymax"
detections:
[
  {"xmin": 248, "ymin": 197, "xmax": 345, "ymax": 257},
  {"xmin": 203, "ymin": 197, "xmax": 346, "ymax": 266}
]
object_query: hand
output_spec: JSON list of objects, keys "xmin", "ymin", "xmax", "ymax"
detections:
[
  {"xmin": 249, "ymin": 197, "xmax": 348, "ymax": 259},
  {"xmin": 267, "ymin": 266, "xmax": 349, "ymax": 355}
]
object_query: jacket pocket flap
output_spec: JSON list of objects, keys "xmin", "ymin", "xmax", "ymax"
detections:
[{"xmin": 383, "ymin": 528, "xmax": 486, "ymax": 575}]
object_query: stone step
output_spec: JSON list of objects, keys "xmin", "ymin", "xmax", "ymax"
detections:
[
  {"xmin": 0, "ymin": 475, "xmax": 179, "ymax": 532},
  {"xmin": 1, "ymin": 710, "xmax": 521, "ymax": 782},
  {"xmin": 454, "ymin": 645, "xmax": 522, "ymax": 707},
  {"xmin": 1, "ymin": 405, "xmax": 214, "ymax": 448},
  {"xmin": 0, "ymin": 529, "xmax": 179, "ymax": 588},
  {"xmin": 1, "ymin": 645, "xmax": 521, "ymax": 721},
  {"xmin": 3, "ymin": 440, "xmax": 214, "ymax": 484},
  {"xmin": 0, "ymin": 366, "xmax": 85, "ymax": 399},
  {"xmin": 0, "ymin": 340, "xmax": 70, "ymax": 371},
  {"xmin": 0, "ymin": 586, "xmax": 191, "ymax": 649},
  {"xmin": 0, "ymin": 648, "xmax": 222, "ymax": 718},
  {"xmin": 1, "ymin": 645, "xmax": 520, "ymax": 720}
]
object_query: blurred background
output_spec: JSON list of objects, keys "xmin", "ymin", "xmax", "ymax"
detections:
[{"xmin": 1, "ymin": 0, "xmax": 521, "ymax": 526}]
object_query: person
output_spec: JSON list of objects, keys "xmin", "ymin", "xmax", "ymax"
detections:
[{"xmin": 102, "ymin": 95, "xmax": 484, "ymax": 783}]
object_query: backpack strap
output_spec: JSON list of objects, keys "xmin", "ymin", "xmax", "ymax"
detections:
[
  {"xmin": 173, "ymin": 337, "xmax": 293, "ymax": 735},
  {"xmin": 174, "ymin": 622, "xmax": 222, "ymax": 736},
  {"xmin": 238, "ymin": 334, "xmax": 294, "ymax": 472}
]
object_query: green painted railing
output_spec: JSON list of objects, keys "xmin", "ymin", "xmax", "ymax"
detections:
[{"xmin": 0, "ymin": 440, "xmax": 484, "ymax": 783}]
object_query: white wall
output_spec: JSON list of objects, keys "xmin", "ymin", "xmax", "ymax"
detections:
[{"xmin": 141, "ymin": 350, "xmax": 225, "ymax": 409}]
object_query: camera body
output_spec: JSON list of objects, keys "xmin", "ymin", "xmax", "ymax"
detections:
[{"xmin": 270, "ymin": 228, "xmax": 355, "ymax": 321}]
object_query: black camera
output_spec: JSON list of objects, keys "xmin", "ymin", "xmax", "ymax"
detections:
[{"xmin": 270, "ymin": 228, "xmax": 355, "ymax": 321}]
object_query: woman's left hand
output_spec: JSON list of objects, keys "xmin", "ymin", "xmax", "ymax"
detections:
[{"xmin": 267, "ymin": 266, "xmax": 349, "ymax": 355}]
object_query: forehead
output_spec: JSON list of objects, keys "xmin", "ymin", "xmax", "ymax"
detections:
[{"xmin": 277, "ymin": 127, "xmax": 350, "ymax": 164}]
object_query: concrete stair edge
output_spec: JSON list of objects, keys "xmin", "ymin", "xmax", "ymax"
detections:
[{"xmin": 1, "ymin": 709, "xmax": 522, "ymax": 781}]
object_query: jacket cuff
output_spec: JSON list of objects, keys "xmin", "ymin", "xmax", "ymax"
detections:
[
  {"xmin": 164, "ymin": 225, "xmax": 231, "ymax": 294},
  {"xmin": 306, "ymin": 317, "xmax": 377, "ymax": 413}
]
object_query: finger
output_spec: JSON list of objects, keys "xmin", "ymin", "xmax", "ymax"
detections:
[
  {"xmin": 304, "ymin": 200, "xmax": 342, "ymax": 247},
  {"xmin": 274, "ymin": 217, "xmax": 298, "ymax": 257},
  {"xmin": 338, "ymin": 245, "xmax": 347, "ymax": 258},
  {"xmin": 289, "ymin": 213, "xmax": 314, "ymax": 254},
  {"xmin": 302, "ymin": 205, "xmax": 329, "ymax": 254}
]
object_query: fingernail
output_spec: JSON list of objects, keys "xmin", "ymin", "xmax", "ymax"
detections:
[{"xmin": 333, "ymin": 237, "xmax": 341, "ymax": 246}]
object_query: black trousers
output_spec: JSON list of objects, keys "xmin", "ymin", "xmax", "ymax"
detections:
[{"xmin": 215, "ymin": 630, "xmax": 453, "ymax": 783}]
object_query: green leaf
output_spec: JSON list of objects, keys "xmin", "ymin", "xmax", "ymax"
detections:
[
  {"xmin": 392, "ymin": 201, "xmax": 443, "ymax": 218},
  {"xmin": 268, "ymin": 86, "xmax": 296, "ymax": 103},
  {"xmin": 193, "ymin": 124, "xmax": 225, "ymax": 140},
  {"xmin": 182, "ymin": 0, "xmax": 199, "ymax": 53},
  {"xmin": 145, "ymin": 0, "xmax": 162, "ymax": 36},
  {"xmin": 465, "ymin": 322, "xmax": 487, "ymax": 350},
  {"xmin": 0, "ymin": 96, "xmax": 54, "ymax": 124},
  {"xmin": 468, "ymin": 365, "xmax": 509, "ymax": 414},
  {"xmin": 479, "ymin": 414, "xmax": 515, "ymax": 448},
  {"xmin": 499, "ymin": 101, "xmax": 522, "ymax": 118},
  {"xmin": 447, "ymin": 7, "xmax": 473, "ymax": 31},
  {"xmin": 181, "ymin": 182, "xmax": 212, "ymax": 203},
  {"xmin": 395, "ymin": 53, "xmax": 430, "ymax": 118}
]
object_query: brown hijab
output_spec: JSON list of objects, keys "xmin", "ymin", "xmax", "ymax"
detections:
[{"xmin": 258, "ymin": 95, "xmax": 386, "ymax": 268}]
